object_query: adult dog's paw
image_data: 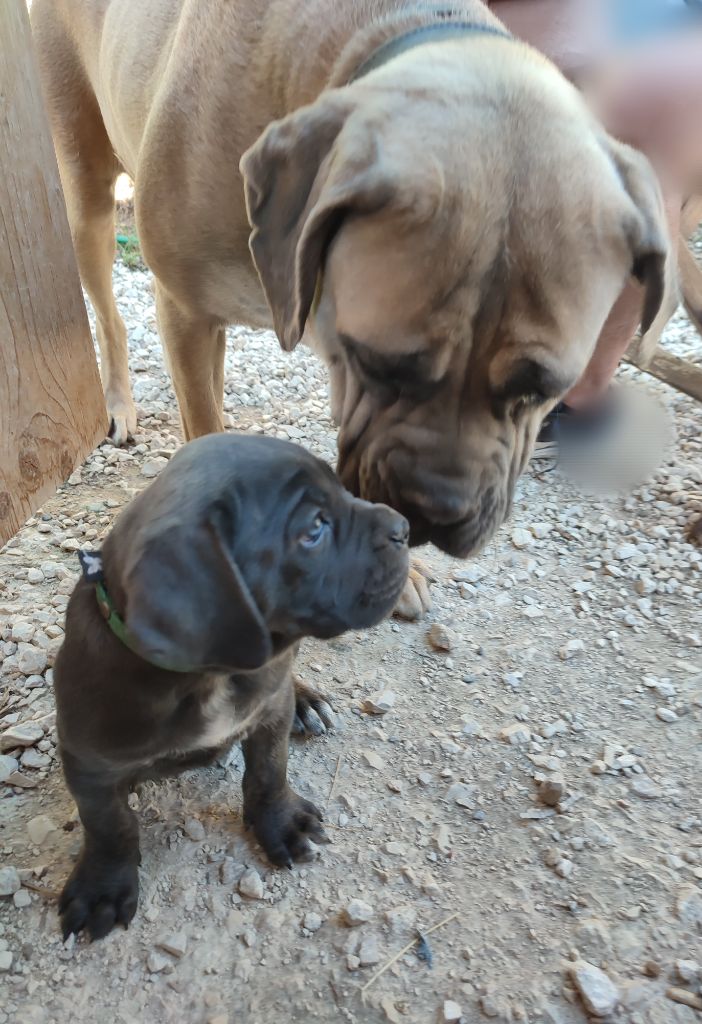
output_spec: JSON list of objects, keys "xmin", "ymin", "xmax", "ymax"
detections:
[
  {"xmin": 292, "ymin": 677, "xmax": 336, "ymax": 737},
  {"xmin": 393, "ymin": 559, "xmax": 433, "ymax": 621},
  {"xmin": 106, "ymin": 393, "xmax": 137, "ymax": 446},
  {"xmin": 245, "ymin": 788, "xmax": 330, "ymax": 868},
  {"xmin": 59, "ymin": 853, "xmax": 139, "ymax": 941}
]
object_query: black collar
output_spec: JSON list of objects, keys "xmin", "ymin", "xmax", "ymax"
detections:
[{"xmin": 350, "ymin": 13, "xmax": 513, "ymax": 83}]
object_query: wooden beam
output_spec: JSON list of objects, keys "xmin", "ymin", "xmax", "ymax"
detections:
[
  {"xmin": 626, "ymin": 349, "xmax": 702, "ymax": 403},
  {"xmin": 0, "ymin": 0, "xmax": 107, "ymax": 548}
]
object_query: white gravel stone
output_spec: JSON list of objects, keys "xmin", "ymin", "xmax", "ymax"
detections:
[
  {"xmin": 343, "ymin": 898, "xmax": 374, "ymax": 926},
  {"xmin": 183, "ymin": 817, "xmax": 206, "ymax": 841},
  {"xmin": 559, "ymin": 639, "xmax": 585, "ymax": 661},
  {"xmin": 11, "ymin": 621, "xmax": 35, "ymax": 643},
  {"xmin": 16, "ymin": 644, "xmax": 48, "ymax": 677},
  {"xmin": 613, "ymin": 544, "xmax": 639, "ymax": 560},
  {"xmin": 157, "ymin": 931, "xmax": 188, "ymax": 958},
  {"xmin": 27, "ymin": 815, "xmax": 57, "ymax": 846},
  {"xmin": 656, "ymin": 707, "xmax": 678, "ymax": 723},
  {"xmin": 443, "ymin": 1000, "xmax": 463, "ymax": 1022},
  {"xmin": 571, "ymin": 961, "xmax": 620, "ymax": 1017},
  {"xmin": 238, "ymin": 868, "xmax": 264, "ymax": 900},
  {"xmin": 511, "ymin": 528, "xmax": 532, "ymax": 549},
  {"xmin": 630, "ymin": 776, "xmax": 661, "ymax": 800},
  {"xmin": 427, "ymin": 623, "xmax": 453, "ymax": 652},
  {"xmin": 20, "ymin": 748, "xmax": 51, "ymax": 770},
  {"xmin": 302, "ymin": 912, "xmax": 323, "ymax": 933},
  {"xmin": 499, "ymin": 723, "xmax": 531, "ymax": 746},
  {"xmin": 362, "ymin": 690, "xmax": 396, "ymax": 715},
  {"xmin": 0, "ymin": 866, "xmax": 21, "ymax": 896},
  {"xmin": 0, "ymin": 722, "xmax": 44, "ymax": 751},
  {"xmin": 0, "ymin": 754, "xmax": 19, "ymax": 782},
  {"xmin": 0, "ymin": 951, "xmax": 13, "ymax": 972},
  {"xmin": 447, "ymin": 783, "xmax": 477, "ymax": 808},
  {"xmin": 146, "ymin": 951, "xmax": 171, "ymax": 973},
  {"xmin": 358, "ymin": 934, "xmax": 381, "ymax": 966}
]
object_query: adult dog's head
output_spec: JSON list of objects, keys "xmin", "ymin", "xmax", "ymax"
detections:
[
  {"xmin": 102, "ymin": 435, "xmax": 409, "ymax": 673},
  {"xmin": 241, "ymin": 32, "xmax": 668, "ymax": 557}
]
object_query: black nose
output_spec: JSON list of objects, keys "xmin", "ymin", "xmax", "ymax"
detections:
[{"xmin": 388, "ymin": 513, "xmax": 410, "ymax": 548}]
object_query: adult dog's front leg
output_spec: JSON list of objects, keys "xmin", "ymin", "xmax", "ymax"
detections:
[
  {"xmin": 242, "ymin": 682, "xmax": 329, "ymax": 867},
  {"xmin": 59, "ymin": 751, "xmax": 140, "ymax": 941},
  {"xmin": 155, "ymin": 284, "xmax": 226, "ymax": 440},
  {"xmin": 393, "ymin": 557, "xmax": 433, "ymax": 620}
]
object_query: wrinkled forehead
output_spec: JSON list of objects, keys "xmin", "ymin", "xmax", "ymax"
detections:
[
  {"xmin": 323, "ymin": 207, "xmax": 493, "ymax": 352},
  {"xmin": 322, "ymin": 176, "xmax": 630, "ymax": 372}
]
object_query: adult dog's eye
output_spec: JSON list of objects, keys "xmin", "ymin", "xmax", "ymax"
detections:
[
  {"xmin": 498, "ymin": 359, "xmax": 564, "ymax": 406},
  {"xmin": 300, "ymin": 512, "xmax": 330, "ymax": 548},
  {"xmin": 339, "ymin": 334, "xmax": 440, "ymax": 401}
]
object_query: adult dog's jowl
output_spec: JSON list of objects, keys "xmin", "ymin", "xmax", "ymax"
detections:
[{"xmin": 32, "ymin": 0, "xmax": 668, "ymax": 560}]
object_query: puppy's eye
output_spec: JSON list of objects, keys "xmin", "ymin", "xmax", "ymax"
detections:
[{"xmin": 300, "ymin": 512, "xmax": 330, "ymax": 548}]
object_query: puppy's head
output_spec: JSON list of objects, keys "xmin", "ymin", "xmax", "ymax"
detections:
[
  {"xmin": 240, "ymin": 37, "xmax": 668, "ymax": 557},
  {"xmin": 102, "ymin": 435, "xmax": 409, "ymax": 673}
]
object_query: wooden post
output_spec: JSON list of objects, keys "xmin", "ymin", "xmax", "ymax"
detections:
[{"xmin": 0, "ymin": 0, "xmax": 107, "ymax": 548}]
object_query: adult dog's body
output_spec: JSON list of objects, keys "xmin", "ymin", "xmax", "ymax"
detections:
[
  {"xmin": 54, "ymin": 434, "xmax": 409, "ymax": 940},
  {"xmin": 32, "ymin": 0, "xmax": 667, "ymax": 561}
]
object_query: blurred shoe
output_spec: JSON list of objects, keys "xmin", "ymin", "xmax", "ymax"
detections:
[{"xmin": 532, "ymin": 391, "xmax": 620, "ymax": 461}]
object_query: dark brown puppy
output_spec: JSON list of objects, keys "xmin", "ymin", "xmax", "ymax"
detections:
[{"xmin": 54, "ymin": 434, "xmax": 408, "ymax": 941}]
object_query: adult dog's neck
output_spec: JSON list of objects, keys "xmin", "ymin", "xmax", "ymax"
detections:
[{"xmin": 262, "ymin": 1, "xmax": 505, "ymax": 114}]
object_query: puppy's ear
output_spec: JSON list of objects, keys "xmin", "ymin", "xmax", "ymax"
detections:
[
  {"xmin": 240, "ymin": 92, "xmax": 391, "ymax": 351},
  {"xmin": 607, "ymin": 138, "xmax": 670, "ymax": 337},
  {"xmin": 124, "ymin": 503, "xmax": 272, "ymax": 673}
]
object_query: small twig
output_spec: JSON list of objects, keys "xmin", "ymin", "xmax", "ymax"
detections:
[
  {"xmin": 667, "ymin": 988, "xmax": 702, "ymax": 1011},
  {"xmin": 361, "ymin": 911, "xmax": 459, "ymax": 996},
  {"xmin": 327, "ymin": 754, "xmax": 343, "ymax": 805},
  {"xmin": 21, "ymin": 878, "xmax": 59, "ymax": 901}
]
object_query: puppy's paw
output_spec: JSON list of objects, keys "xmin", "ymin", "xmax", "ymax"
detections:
[
  {"xmin": 59, "ymin": 854, "xmax": 139, "ymax": 941},
  {"xmin": 292, "ymin": 677, "xmax": 336, "ymax": 737},
  {"xmin": 393, "ymin": 560, "xmax": 433, "ymax": 621},
  {"xmin": 245, "ymin": 788, "xmax": 330, "ymax": 868}
]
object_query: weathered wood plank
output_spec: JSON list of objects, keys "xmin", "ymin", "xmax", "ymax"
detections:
[
  {"xmin": 626, "ymin": 349, "xmax": 702, "ymax": 403},
  {"xmin": 0, "ymin": 0, "xmax": 107, "ymax": 548}
]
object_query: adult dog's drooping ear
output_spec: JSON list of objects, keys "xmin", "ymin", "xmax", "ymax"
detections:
[
  {"xmin": 240, "ymin": 92, "xmax": 395, "ymax": 352},
  {"xmin": 605, "ymin": 136, "xmax": 670, "ymax": 337},
  {"xmin": 120, "ymin": 502, "xmax": 272, "ymax": 672}
]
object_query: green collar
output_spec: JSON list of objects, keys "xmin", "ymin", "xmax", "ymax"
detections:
[
  {"xmin": 78, "ymin": 550, "xmax": 191, "ymax": 673},
  {"xmin": 94, "ymin": 579, "xmax": 142, "ymax": 657},
  {"xmin": 93, "ymin": 577, "xmax": 192, "ymax": 675}
]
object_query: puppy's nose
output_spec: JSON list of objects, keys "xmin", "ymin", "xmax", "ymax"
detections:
[
  {"xmin": 372, "ymin": 506, "xmax": 409, "ymax": 549},
  {"xmin": 388, "ymin": 513, "xmax": 410, "ymax": 548}
]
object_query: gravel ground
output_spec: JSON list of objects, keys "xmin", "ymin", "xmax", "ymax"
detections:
[{"xmin": 1, "ymin": 256, "xmax": 701, "ymax": 1024}]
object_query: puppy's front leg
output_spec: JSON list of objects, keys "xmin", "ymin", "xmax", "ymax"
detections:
[
  {"xmin": 59, "ymin": 751, "xmax": 140, "ymax": 941},
  {"xmin": 242, "ymin": 682, "xmax": 329, "ymax": 867}
]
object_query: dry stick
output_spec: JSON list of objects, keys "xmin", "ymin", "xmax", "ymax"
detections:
[
  {"xmin": 361, "ymin": 911, "xmax": 459, "ymax": 996},
  {"xmin": 327, "ymin": 754, "xmax": 343, "ymax": 804},
  {"xmin": 667, "ymin": 988, "xmax": 702, "ymax": 1011},
  {"xmin": 21, "ymin": 878, "xmax": 59, "ymax": 901}
]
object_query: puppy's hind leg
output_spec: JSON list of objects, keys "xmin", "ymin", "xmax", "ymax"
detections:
[
  {"xmin": 58, "ymin": 751, "xmax": 140, "ymax": 941},
  {"xmin": 242, "ymin": 681, "xmax": 329, "ymax": 867},
  {"xmin": 31, "ymin": 6, "xmax": 136, "ymax": 443}
]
